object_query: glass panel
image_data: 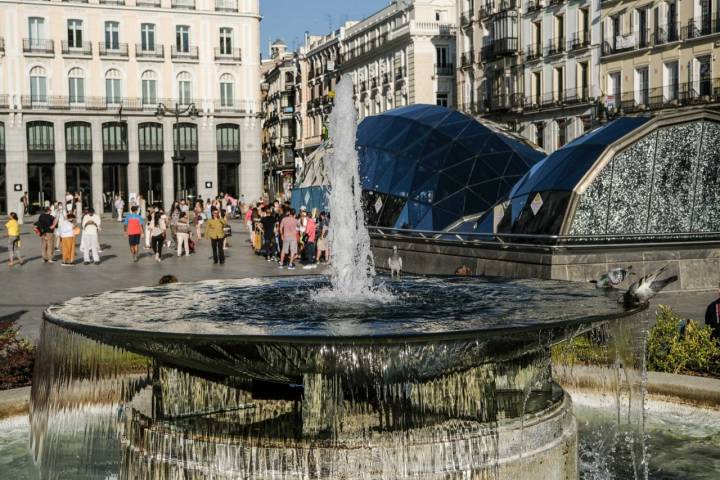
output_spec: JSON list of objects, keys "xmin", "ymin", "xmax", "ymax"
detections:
[
  {"xmin": 690, "ymin": 121, "xmax": 720, "ymax": 232},
  {"xmin": 647, "ymin": 122, "xmax": 701, "ymax": 233},
  {"xmin": 605, "ymin": 131, "xmax": 657, "ymax": 234},
  {"xmin": 570, "ymin": 163, "xmax": 613, "ymax": 235}
]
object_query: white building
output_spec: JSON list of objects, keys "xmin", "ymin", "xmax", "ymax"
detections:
[{"xmin": 0, "ymin": 0, "xmax": 262, "ymax": 215}]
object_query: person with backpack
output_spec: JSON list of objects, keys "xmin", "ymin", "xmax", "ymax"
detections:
[
  {"xmin": 123, "ymin": 206, "xmax": 145, "ymax": 262},
  {"xmin": 36, "ymin": 206, "xmax": 57, "ymax": 263}
]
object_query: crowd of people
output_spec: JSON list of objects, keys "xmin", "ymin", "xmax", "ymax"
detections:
[{"xmin": 246, "ymin": 200, "xmax": 329, "ymax": 270}]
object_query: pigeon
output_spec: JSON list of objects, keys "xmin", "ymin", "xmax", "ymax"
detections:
[
  {"xmin": 619, "ymin": 264, "xmax": 678, "ymax": 307},
  {"xmin": 590, "ymin": 266, "xmax": 634, "ymax": 289},
  {"xmin": 387, "ymin": 246, "xmax": 403, "ymax": 279}
]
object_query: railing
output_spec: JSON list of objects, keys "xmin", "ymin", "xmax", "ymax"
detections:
[
  {"xmin": 478, "ymin": 2, "xmax": 495, "ymax": 18},
  {"xmin": 523, "ymin": 87, "xmax": 593, "ymax": 110},
  {"xmin": 436, "ymin": 64, "xmax": 455, "ymax": 76},
  {"xmin": 682, "ymin": 18, "xmax": 720, "ymax": 40},
  {"xmin": 215, "ymin": 0, "xmax": 237, "ymax": 11},
  {"xmin": 99, "ymin": 0, "xmax": 125, "ymax": 4},
  {"xmin": 214, "ymin": 47, "xmax": 242, "ymax": 61},
  {"xmin": 526, "ymin": 0, "xmax": 542, "ymax": 13},
  {"xmin": 602, "ymin": 30, "xmax": 651, "ymax": 56},
  {"xmin": 23, "ymin": 38, "xmax": 54, "ymax": 54},
  {"xmin": 547, "ymin": 0, "xmax": 563, "ymax": 6},
  {"xmin": 171, "ymin": 0, "xmax": 195, "ymax": 8},
  {"xmin": 136, "ymin": 44, "xmax": 164, "ymax": 58},
  {"xmin": 545, "ymin": 37, "xmax": 565, "ymax": 56},
  {"xmin": 136, "ymin": 0, "xmax": 161, "ymax": 5},
  {"xmin": 567, "ymin": 31, "xmax": 590, "ymax": 51},
  {"xmin": 460, "ymin": 51, "xmax": 474, "ymax": 67},
  {"xmin": 171, "ymin": 45, "xmax": 199, "ymax": 60},
  {"xmin": 62, "ymin": 41, "xmax": 92, "ymax": 55},
  {"xmin": 651, "ymin": 24, "xmax": 680, "ymax": 45},
  {"xmin": 481, "ymin": 38, "xmax": 519, "ymax": 62},
  {"xmin": 525, "ymin": 43, "xmax": 542, "ymax": 61},
  {"xmin": 382, "ymin": 73, "xmax": 391, "ymax": 84},
  {"xmin": 395, "ymin": 66, "xmax": 406, "ymax": 80},
  {"xmin": 606, "ymin": 79, "xmax": 720, "ymax": 114},
  {"xmin": 99, "ymin": 43, "xmax": 129, "ymax": 57}
]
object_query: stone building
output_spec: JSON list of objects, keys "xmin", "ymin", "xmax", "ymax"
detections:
[{"xmin": 0, "ymin": 0, "xmax": 262, "ymax": 215}]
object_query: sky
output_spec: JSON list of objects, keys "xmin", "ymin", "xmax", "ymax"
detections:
[{"xmin": 259, "ymin": 0, "xmax": 391, "ymax": 58}]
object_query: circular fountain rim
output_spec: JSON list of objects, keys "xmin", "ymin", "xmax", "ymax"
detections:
[{"xmin": 43, "ymin": 276, "xmax": 646, "ymax": 345}]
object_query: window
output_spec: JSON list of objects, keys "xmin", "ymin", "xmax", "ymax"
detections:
[
  {"xmin": 557, "ymin": 118, "xmax": 567, "ymax": 148},
  {"xmin": 67, "ymin": 19, "xmax": 83, "ymax": 48},
  {"xmin": 102, "ymin": 122, "xmax": 128, "ymax": 152},
  {"xmin": 216, "ymin": 124, "xmax": 239, "ymax": 151},
  {"xmin": 608, "ymin": 72, "xmax": 621, "ymax": 108},
  {"xmin": 28, "ymin": 17, "xmax": 45, "ymax": 44},
  {"xmin": 177, "ymin": 71, "xmax": 192, "ymax": 104},
  {"xmin": 578, "ymin": 62, "xmax": 588, "ymax": 99},
  {"xmin": 138, "ymin": 122, "xmax": 163, "ymax": 151},
  {"xmin": 554, "ymin": 67, "xmax": 564, "ymax": 101},
  {"xmin": 219, "ymin": 28, "xmax": 232, "ymax": 54},
  {"xmin": 105, "ymin": 69, "xmax": 122, "ymax": 104},
  {"xmin": 29, "ymin": 66, "xmax": 47, "ymax": 103},
  {"xmin": 105, "ymin": 21, "xmax": 119, "ymax": 49},
  {"xmin": 664, "ymin": 61, "xmax": 679, "ymax": 101},
  {"xmin": 436, "ymin": 93, "xmax": 448, "ymax": 107},
  {"xmin": 636, "ymin": 67, "xmax": 649, "ymax": 105},
  {"xmin": 219, "ymin": 73, "xmax": 234, "ymax": 107},
  {"xmin": 27, "ymin": 121, "xmax": 54, "ymax": 151},
  {"xmin": 535, "ymin": 122, "xmax": 545, "ymax": 149},
  {"xmin": 176, "ymin": 25, "xmax": 190, "ymax": 53},
  {"xmin": 436, "ymin": 46, "xmax": 449, "ymax": 71},
  {"xmin": 141, "ymin": 23, "xmax": 155, "ymax": 51},
  {"xmin": 637, "ymin": 8, "xmax": 649, "ymax": 47},
  {"xmin": 698, "ymin": 55, "xmax": 712, "ymax": 96},
  {"xmin": 65, "ymin": 122, "xmax": 92, "ymax": 151},
  {"xmin": 141, "ymin": 70, "xmax": 157, "ymax": 105},
  {"xmin": 68, "ymin": 67, "xmax": 85, "ymax": 104},
  {"xmin": 174, "ymin": 123, "xmax": 197, "ymax": 151}
]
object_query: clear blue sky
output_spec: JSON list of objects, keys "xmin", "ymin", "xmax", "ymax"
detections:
[{"xmin": 260, "ymin": 0, "xmax": 391, "ymax": 58}]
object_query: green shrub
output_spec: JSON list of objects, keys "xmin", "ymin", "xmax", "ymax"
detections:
[
  {"xmin": 647, "ymin": 305, "xmax": 720, "ymax": 376},
  {"xmin": 0, "ymin": 317, "xmax": 35, "ymax": 390}
]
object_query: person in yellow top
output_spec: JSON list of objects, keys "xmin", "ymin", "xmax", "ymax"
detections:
[
  {"xmin": 204, "ymin": 208, "xmax": 227, "ymax": 265},
  {"xmin": 4, "ymin": 212, "xmax": 24, "ymax": 266}
]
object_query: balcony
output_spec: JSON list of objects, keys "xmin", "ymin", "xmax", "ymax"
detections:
[
  {"xmin": 545, "ymin": 37, "xmax": 565, "ymax": 56},
  {"xmin": 99, "ymin": 0, "xmax": 125, "ymax": 4},
  {"xmin": 215, "ymin": 0, "xmax": 237, "ymax": 11},
  {"xmin": 567, "ymin": 31, "xmax": 590, "ymax": 51},
  {"xmin": 62, "ymin": 0, "xmax": 89, "ymax": 3},
  {"xmin": 382, "ymin": 73, "xmax": 391, "ymax": 85},
  {"xmin": 171, "ymin": 0, "xmax": 195, "ymax": 9},
  {"xmin": 601, "ymin": 30, "xmax": 650, "ymax": 56},
  {"xmin": 435, "ymin": 64, "xmax": 455, "ymax": 76},
  {"xmin": 651, "ymin": 24, "xmax": 680, "ymax": 46},
  {"xmin": 136, "ymin": 0, "xmax": 161, "ymax": 5},
  {"xmin": 23, "ymin": 38, "xmax": 54, "ymax": 55},
  {"xmin": 214, "ymin": 47, "xmax": 242, "ymax": 62},
  {"xmin": 460, "ymin": 51, "xmax": 474, "ymax": 68},
  {"xmin": 395, "ymin": 66, "xmax": 406, "ymax": 80},
  {"xmin": 525, "ymin": 43, "xmax": 542, "ymax": 61},
  {"xmin": 171, "ymin": 45, "xmax": 199, "ymax": 61},
  {"xmin": 547, "ymin": 0, "xmax": 563, "ymax": 6},
  {"xmin": 460, "ymin": 10, "xmax": 474, "ymax": 26},
  {"xmin": 499, "ymin": 0, "xmax": 518, "ymax": 12},
  {"xmin": 526, "ymin": 0, "xmax": 542, "ymax": 14},
  {"xmin": 136, "ymin": 44, "xmax": 164, "ymax": 59},
  {"xmin": 682, "ymin": 18, "xmax": 720, "ymax": 40},
  {"xmin": 99, "ymin": 43, "xmax": 129, "ymax": 58},
  {"xmin": 61, "ymin": 41, "xmax": 92, "ymax": 56},
  {"xmin": 607, "ymin": 79, "xmax": 720, "ymax": 114},
  {"xmin": 478, "ymin": 2, "xmax": 495, "ymax": 18}
]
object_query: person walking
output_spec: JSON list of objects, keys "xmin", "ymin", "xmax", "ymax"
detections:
[
  {"xmin": 176, "ymin": 212, "xmax": 191, "ymax": 257},
  {"xmin": 58, "ymin": 213, "xmax": 77, "ymax": 266},
  {"xmin": 4, "ymin": 212, "xmax": 23, "ymax": 266},
  {"xmin": 123, "ymin": 206, "xmax": 145, "ymax": 262},
  {"xmin": 138, "ymin": 194, "xmax": 147, "ymax": 218},
  {"xmin": 705, "ymin": 283, "xmax": 720, "ymax": 340},
  {"xmin": 205, "ymin": 208, "xmax": 227, "ymax": 265},
  {"xmin": 279, "ymin": 208, "xmax": 298, "ymax": 270},
  {"xmin": 36, "ymin": 206, "xmax": 57, "ymax": 263},
  {"xmin": 22, "ymin": 192, "xmax": 29, "ymax": 216},
  {"xmin": 148, "ymin": 210, "xmax": 167, "ymax": 262},
  {"xmin": 81, "ymin": 207, "xmax": 102, "ymax": 265},
  {"xmin": 114, "ymin": 195, "xmax": 125, "ymax": 222}
]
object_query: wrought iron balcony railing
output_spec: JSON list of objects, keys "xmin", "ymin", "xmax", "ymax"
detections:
[
  {"xmin": 23, "ymin": 38, "xmax": 54, "ymax": 54},
  {"xmin": 99, "ymin": 43, "xmax": 129, "ymax": 57}
]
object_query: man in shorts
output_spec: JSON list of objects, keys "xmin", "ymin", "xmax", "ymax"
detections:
[
  {"xmin": 123, "ymin": 206, "xmax": 145, "ymax": 262},
  {"xmin": 279, "ymin": 208, "xmax": 298, "ymax": 270}
]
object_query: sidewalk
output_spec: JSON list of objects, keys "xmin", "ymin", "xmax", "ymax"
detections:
[{"xmin": 1, "ymin": 215, "xmax": 324, "ymax": 340}]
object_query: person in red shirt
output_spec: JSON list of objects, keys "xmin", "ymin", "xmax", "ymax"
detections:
[
  {"xmin": 123, "ymin": 206, "xmax": 145, "ymax": 262},
  {"xmin": 279, "ymin": 209, "xmax": 298, "ymax": 270},
  {"xmin": 299, "ymin": 208, "xmax": 317, "ymax": 266}
]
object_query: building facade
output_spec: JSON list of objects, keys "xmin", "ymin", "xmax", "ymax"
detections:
[
  {"xmin": 0, "ymin": 0, "xmax": 262, "ymax": 215},
  {"xmin": 261, "ymin": 40, "xmax": 297, "ymax": 200}
]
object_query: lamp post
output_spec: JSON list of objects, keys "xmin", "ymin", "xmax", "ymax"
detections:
[{"xmin": 155, "ymin": 102, "xmax": 198, "ymax": 202}]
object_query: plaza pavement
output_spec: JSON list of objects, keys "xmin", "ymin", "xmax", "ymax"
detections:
[{"xmin": 0, "ymin": 214, "xmax": 716, "ymax": 342}]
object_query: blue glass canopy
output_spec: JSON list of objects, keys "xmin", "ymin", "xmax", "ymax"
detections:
[{"xmin": 357, "ymin": 105, "xmax": 544, "ymax": 231}]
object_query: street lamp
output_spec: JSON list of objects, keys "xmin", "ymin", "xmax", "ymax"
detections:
[{"xmin": 155, "ymin": 102, "xmax": 198, "ymax": 203}]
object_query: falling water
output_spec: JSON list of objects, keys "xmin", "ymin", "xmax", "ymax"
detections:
[{"xmin": 320, "ymin": 75, "xmax": 389, "ymax": 302}]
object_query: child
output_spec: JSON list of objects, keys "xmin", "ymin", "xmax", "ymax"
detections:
[{"xmin": 5, "ymin": 212, "xmax": 23, "ymax": 266}]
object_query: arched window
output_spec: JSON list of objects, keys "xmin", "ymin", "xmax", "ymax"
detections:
[
  {"xmin": 219, "ymin": 73, "xmax": 234, "ymax": 107},
  {"xmin": 65, "ymin": 122, "xmax": 92, "ymax": 151},
  {"xmin": 102, "ymin": 121, "xmax": 128, "ymax": 152},
  {"xmin": 173, "ymin": 122, "xmax": 197, "ymax": 151},
  {"xmin": 29, "ymin": 66, "xmax": 47, "ymax": 103},
  {"xmin": 216, "ymin": 124, "xmax": 239, "ymax": 151},
  {"xmin": 27, "ymin": 121, "xmax": 54, "ymax": 151},
  {"xmin": 138, "ymin": 122, "xmax": 163, "ymax": 151},
  {"xmin": 177, "ymin": 71, "xmax": 192, "ymax": 105},
  {"xmin": 68, "ymin": 67, "xmax": 85, "ymax": 104},
  {"xmin": 105, "ymin": 69, "xmax": 122, "ymax": 104},
  {"xmin": 141, "ymin": 70, "xmax": 157, "ymax": 105}
]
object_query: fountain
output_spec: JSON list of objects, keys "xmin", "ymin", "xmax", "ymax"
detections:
[{"xmin": 28, "ymin": 77, "xmax": 647, "ymax": 479}]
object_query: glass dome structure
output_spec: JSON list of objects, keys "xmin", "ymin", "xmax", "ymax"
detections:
[
  {"xmin": 357, "ymin": 105, "xmax": 544, "ymax": 231},
  {"xmin": 482, "ymin": 110, "xmax": 720, "ymax": 237}
]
